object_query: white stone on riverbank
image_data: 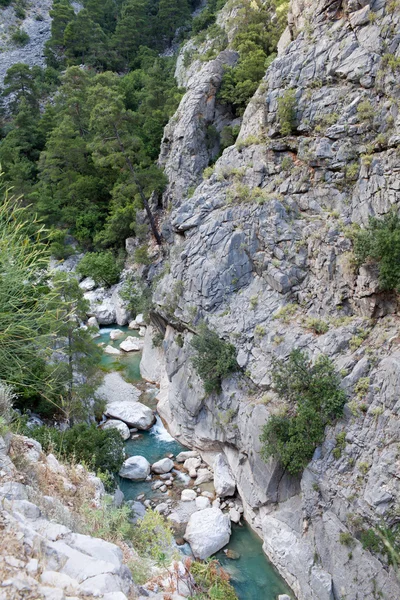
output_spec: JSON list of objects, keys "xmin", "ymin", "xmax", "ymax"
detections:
[
  {"xmin": 184, "ymin": 508, "xmax": 231, "ymax": 559},
  {"xmin": 102, "ymin": 420, "xmax": 130, "ymax": 441},
  {"xmin": 119, "ymin": 456, "xmax": 150, "ymax": 481}
]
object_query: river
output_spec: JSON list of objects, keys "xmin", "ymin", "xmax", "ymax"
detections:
[{"xmin": 98, "ymin": 325, "xmax": 293, "ymax": 600}]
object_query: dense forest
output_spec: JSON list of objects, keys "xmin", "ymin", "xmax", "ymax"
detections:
[{"xmin": 0, "ymin": 0, "xmax": 286, "ymax": 257}]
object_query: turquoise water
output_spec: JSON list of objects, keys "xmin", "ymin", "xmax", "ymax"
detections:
[
  {"xmin": 216, "ymin": 524, "xmax": 293, "ymax": 600},
  {"xmin": 99, "ymin": 327, "xmax": 293, "ymax": 600},
  {"xmin": 97, "ymin": 325, "xmax": 142, "ymax": 382}
]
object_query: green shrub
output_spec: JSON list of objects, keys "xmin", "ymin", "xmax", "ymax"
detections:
[
  {"xmin": 20, "ymin": 422, "xmax": 124, "ymax": 480},
  {"xmin": 260, "ymin": 349, "xmax": 346, "ymax": 474},
  {"xmin": 357, "ymin": 100, "xmax": 374, "ymax": 122},
  {"xmin": 77, "ymin": 251, "xmax": 121, "ymax": 287},
  {"xmin": 80, "ymin": 496, "xmax": 133, "ymax": 543},
  {"xmin": 191, "ymin": 324, "xmax": 238, "ymax": 394},
  {"xmin": 353, "ymin": 211, "xmax": 400, "ymax": 291},
  {"xmin": 131, "ymin": 508, "xmax": 174, "ymax": 563},
  {"xmin": 191, "ymin": 559, "xmax": 238, "ymax": 600},
  {"xmin": 304, "ymin": 317, "xmax": 329, "ymax": 334},
  {"xmin": 133, "ymin": 245, "xmax": 151, "ymax": 265},
  {"xmin": 11, "ymin": 29, "xmax": 30, "ymax": 46},
  {"xmin": 277, "ymin": 89, "xmax": 296, "ymax": 135},
  {"xmin": 340, "ymin": 532, "xmax": 355, "ymax": 547}
]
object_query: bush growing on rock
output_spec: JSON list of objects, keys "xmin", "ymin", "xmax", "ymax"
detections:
[
  {"xmin": 20, "ymin": 422, "xmax": 124, "ymax": 481},
  {"xmin": 260, "ymin": 349, "xmax": 346, "ymax": 474},
  {"xmin": 277, "ymin": 89, "xmax": 297, "ymax": 136},
  {"xmin": 353, "ymin": 212, "xmax": 400, "ymax": 291},
  {"xmin": 191, "ymin": 325, "xmax": 238, "ymax": 394},
  {"xmin": 77, "ymin": 251, "xmax": 121, "ymax": 287}
]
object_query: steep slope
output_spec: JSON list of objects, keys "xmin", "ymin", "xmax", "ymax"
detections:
[
  {"xmin": 0, "ymin": 0, "xmax": 53, "ymax": 87},
  {"xmin": 145, "ymin": 0, "xmax": 400, "ymax": 598}
]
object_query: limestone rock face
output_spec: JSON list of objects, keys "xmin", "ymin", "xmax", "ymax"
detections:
[
  {"xmin": 151, "ymin": 0, "xmax": 400, "ymax": 597},
  {"xmin": 140, "ymin": 326, "xmax": 165, "ymax": 383},
  {"xmin": 119, "ymin": 456, "xmax": 151, "ymax": 481},
  {"xmin": 213, "ymin": 453, "xmax": 236, "ymax": 498},
  {"xmin": 184, "ymin": 508, "xmax": 231, "ymax": 559}
]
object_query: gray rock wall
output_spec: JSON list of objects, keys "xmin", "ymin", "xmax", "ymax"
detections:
[
  {"xmin": 150, "ymin": 0, "xmax": 400, "ymax": 597},
  {"xmin": 0, "ymin": 0, "xmax": 52, "ymax": 87}
]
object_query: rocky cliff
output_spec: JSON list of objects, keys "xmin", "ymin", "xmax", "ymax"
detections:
[{"xmin": 145, "ymin": 0, "xmax": 400, "ymax": 598}]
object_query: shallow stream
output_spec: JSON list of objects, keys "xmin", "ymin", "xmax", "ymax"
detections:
[{"xmin": 98, "ymin": 326, "xmax": 293, "ymax": 600}]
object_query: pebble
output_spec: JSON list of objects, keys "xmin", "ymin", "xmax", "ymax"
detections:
[
  {"xmin": 144, "ymin": 500, "xmax": 151, "ymax": 508},
  {"xmin": 137, "ymin": 494, "xmax": 145, "ymax": 501},
  {"xmin": 160, "ymin": 485, "xmax": 167, "ymax": 492}
]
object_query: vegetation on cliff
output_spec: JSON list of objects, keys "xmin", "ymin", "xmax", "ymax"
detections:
[{"xmin": 260, "ymin": 349, "xmax": 346, "ymax": 474}]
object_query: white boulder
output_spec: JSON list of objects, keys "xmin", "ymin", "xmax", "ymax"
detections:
[
  {"xmin": 106, "ymin": 401, "xmax": 155, "ymax": 430},
  {"xmin": 195, "ymin": 496, "xmax": 211, "ymax": 510},
  {"xmin": 120, "ymin": 337, "xmax": 144, "ymax": 352},
  {"xmin": 79, "ymin": 277, "xmax": 96, "ymax": 292},
  {"xmin": 119, "ymin": 456, "xmax": 150, "ymax": 480},
  {"xmin": 194, "ymin": 469, "xmax": 213, "ymax": 485},
  {"xmin": 152, "ymin": 458, "xmax": 174, "ymax": 474},
  {"xmin": 88, "ymin": 316, "xmax": 99, "ymax": 329},
  {"xmin": 128, "ymin": 320, "xmax": 139, "ymax": 330},
  {"xmin": 110, "ymin": 330, "xmax": 124, "ymax": 341},
  {"xmin": 176, "ymin": 451, "xmax": 200, "ymax": 463},
  {"xmin": 213, "ymin": 453, "xmax": 236, "ymax": 497},
  {"xmin": 184, "ymin": 508, "xmax": 231, "ymax": 559},
  {"xmin": 102, "ymin": 420, "xmax": 131, "ymax": 441},
  {"xmin": 97, "ymin": 372, "xmax": 141, "ymax": 406},
  {"xmin": 181, "ymin": 489, "xmax": 197, "ymax": 502},
  {"xmin": 104, "ymin": 345, "xmax": 121, "ymax": 355},
  {"xmin": 229, "ymin": 508, "xmax": 241, "ymax": 523},
  {"xmin": 184, "ymin": 457, "xmax": 201, "ymax": 478}
]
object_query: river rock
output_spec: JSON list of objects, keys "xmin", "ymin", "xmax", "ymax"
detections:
[
  {"xmin": 110, "ymin": 330, "xmax": 124, "ymax": 341},
  {"xmin": 176, "ymin": 451, "xmax": 199, "ymax": 463},
  {"xmin": 102, "ymin": 420, "xmax": 131, "ymax": 441},
  {"xmin": 194, "ymin": 469, "xmax": 213, "ymax": 485},
  {"xmin": 181, "ymin": 489, "xmax": 197, "ymax": 502},
  {"xmin": 106, "ymin": 401, "xmax": 155, "ymax": 430},
  {"xmin": 87, "ymin": 316, "xmax": 99, "ymax": 330},
  {"xmin": 120, "ymin": 337, "xmax": 144, "ymax": 352},
  {"xmin": 79, "ymin": 277, "xmax": 96, "ymax": 292},
  {"xmin": 213, "ymin": 454, "xmax": 236, "ymax": 498},
  {"xmin": 98, "ymin": 372, "xmax": 142, "ymax": 405},
  {"xmin": 195, "ymin": 496, "xmax": 210, "ymax": 510},
  {"xmin": 278, "ymin": 596, "xmax": 291, "ymax": 600},
  {"xmin": 184, "ymin": 508, "xmax": 231, "ymax": 559},
  {"xmin": 152, "ymin": 458, "xmax": 174, "ymax": 474},
  {"xmin": 229, "ymin": 508, "xmax": 241, "ymax": 523},
  {"xmin": 104, "ymin": 345, "xmax": 121, "ymax": 355},
  {"xmin": 224, "ymin": 549, "xmax": 240, "ymax": 560},
  {"xmin": 119, "ymin": 456, "xmax": 150, "ymax": 481},
  {"xmin": 184, "ymin": 457, "xmax": 201, "ymax": 477},
  {"xmin": 128, "ymin": 320, "xmax": 140, "ymax": 330},
  {"xmin": 155, "ymin": 502, "xmax": 169, "ymax": 515}
]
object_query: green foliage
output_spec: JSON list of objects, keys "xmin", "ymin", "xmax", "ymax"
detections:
[
  {"xmin": 353, "ymin": 211, "xmax": 400, "ymax": 291},
  {"xmin": 339, "ymin": 532, "xmax": 355, "ymax": 547},
  {"xmin": 0, "ymin": 182, "xmax": 58, "ymax": 401},
  {"xmin": 77, "ymin": 251, "xmax": 121, "ymax": 287},
  {"xmin": 277, "ymin": 89, "xmax": 296, "ymax": 135},
  {"xmin": 120, "ymin": 275, "xmax": 153, "ymax": 319},
  {"xmin": 80, "ymin": 496, "xmax": 133, "ymax": 541},
  {"xmin": 11, "ymin": 28, "xmax": 30, "ymax": 46},
  {"xmin": 21, "ymin": 422, "xmax": 124, "ymax": 477},
  {"xmin": 191, "ymin": 559, "xmax": 238, "ymax": 600},
  {"xmin": 260, "ymin": 349, "xmax": 346, "ymax": 474},
  {"xmin": 191, "ymin": 324, "xmax": 238, "ymax": 394},
  {"xmin": 218, "ymin": 0, "xmax": 285, "ymax": 115},
  {"xmin": 131, "ymin": 508, "xmax": 174, "ymax": 562},
  {"xmin": 357, "ymin": 100, "xmax": 374, "ymax": 122},
  {"xmin": 304, "ymin": 317, "xmax": 329, "ymax": 334}
]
